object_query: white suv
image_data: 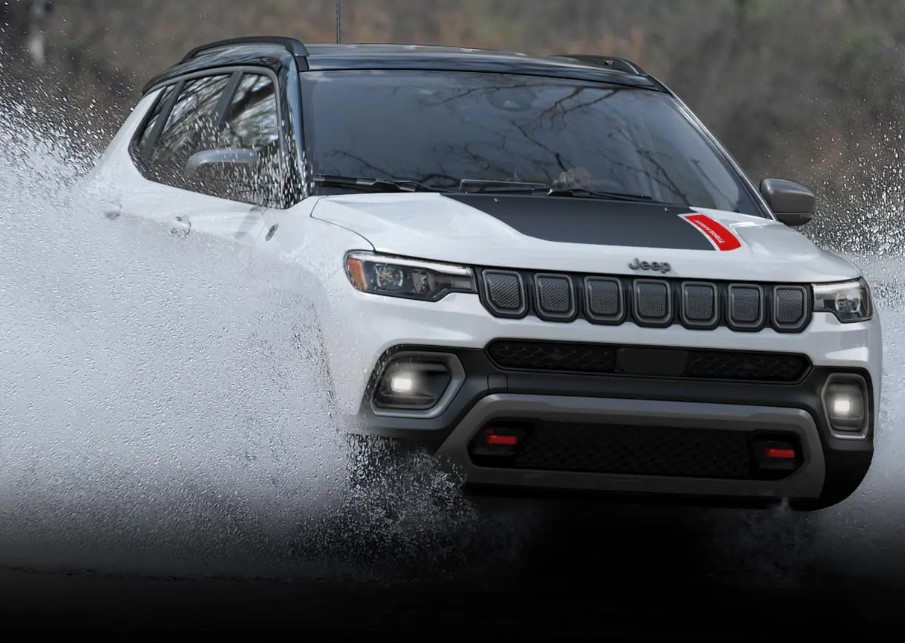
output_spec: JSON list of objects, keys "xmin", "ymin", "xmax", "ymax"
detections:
[{"xmin": 87, "ymin": 37, "xmax": 882, "ymax": 510}]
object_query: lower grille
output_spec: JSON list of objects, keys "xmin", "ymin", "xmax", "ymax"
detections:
[
  {"xmin": 488, "ymin": 421, "xmax": 753, "ymax": 479},
  {"xmin": 488, "ymin": 340, "xmax": 617, "ymax": 373},
  {"xmin": 487, "ymin": 340, "xmax": 810, "ymax": 383}
]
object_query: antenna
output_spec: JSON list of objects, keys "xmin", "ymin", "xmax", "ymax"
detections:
[{"xmin": 336, "ymin": 0, "xmax": 342, "ymax": 44}]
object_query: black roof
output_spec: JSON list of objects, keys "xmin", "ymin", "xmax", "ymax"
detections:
[{"xmin": 144, "ymin": 38, "xmax": 664, "ymax": 94}]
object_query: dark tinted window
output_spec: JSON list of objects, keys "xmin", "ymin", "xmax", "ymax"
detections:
[
  {"xmin": 135, "ymin": 73, "xmax": 284, "ymax": 207},
  {"xmin": 147, "ymin": 74, "xmax": 231, "ymax": 185},
  {"xmin": 212, "ymin": 74, "xmax": 283, "ymax": 207},
  {"xmin": 300, "ymin": 70, "xmax": 763, "ymax": 216},
  {"xmin": 222, "ymin": 74, "xmax": 280, "ymax": 151},
  {"xmin": 135, "ymin": 84, "xmax": 175, "ymax": 157}
]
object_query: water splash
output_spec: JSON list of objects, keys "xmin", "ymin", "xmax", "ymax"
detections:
[{"xmin": 0, "ymin": 99, "xmax": 498, "ymax": 581}]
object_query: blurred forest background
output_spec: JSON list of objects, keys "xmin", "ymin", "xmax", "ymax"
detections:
[{"xmin": 1, "ymin": 0, "xmax": 904, "ymax": 247}]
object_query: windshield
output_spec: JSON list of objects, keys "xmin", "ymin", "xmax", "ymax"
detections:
[{"xmin": 299, "ymin": 70, "xmax": 764, "ymax": 216}]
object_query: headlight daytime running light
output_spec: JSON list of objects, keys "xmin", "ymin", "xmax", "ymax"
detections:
[
  {"xmin": 345, "ymin": 251, "xmax": 476, "ymax": 301},
  {"xmin": 813, "ymin": 278, "xmax": 873, "ymax": 323}
]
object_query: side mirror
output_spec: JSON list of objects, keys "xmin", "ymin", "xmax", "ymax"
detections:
[
  {"xmin": 759, "ymin": 178, "xmax": 816, "ymax": 227},
  {"xmin": 184, "ymin": 148, "xmax": 259, "ymax": 182}
]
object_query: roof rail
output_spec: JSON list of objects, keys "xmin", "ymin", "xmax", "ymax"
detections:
[
  {"xmin": 182, "ymin": 36, "xmax": 309, "ymax": 63},
  {"xmin": 550, "ymin": 54, "xmax": 646, "ymax": 76}
]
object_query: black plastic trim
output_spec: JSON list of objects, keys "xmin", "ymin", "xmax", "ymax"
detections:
[
  {"xmin": 679, "ymin": 281, "xmax": 720, "ymax": 330},
  {"xmin": 484, "ymin": 338, "xmax": 812, "ymax": 384},
  {"xmin": 583, "ymin": 276, "xmax": 626, "ymax": 325},
  {"xmin": 354, "ymin": 344, "xmax": 874, "ymax": 507},
  {"xmin": 475, "ymin": 264, "xmax": 814, "ymax": 334},
  {"xmin": 632, "ymin": 279, "xmax": 673, "ymax": 328},
  {"xmin": 183, "ymin": 36, "xmax": 310, "ymax": 63},
  {"xmin": 548, "ymin": 54, "xmax": 646, "ymax": 75},
  {"xmin": 821, "ymin": 372, "xmax": 870, "ymax": 439},
  {"xmin": 480, "ymin": 269, "xmax": 528, "ymax": 319},
  {"xmin": 772, "ymin": 284, "xmax": 812, "ymax": 333},
  {"xmin": 727, "ymin": 283, "xmax": 766, "ymax": 332},
  {"xmin": 533, "ymin": 273, "xmax": 578, "ymax": 322}
]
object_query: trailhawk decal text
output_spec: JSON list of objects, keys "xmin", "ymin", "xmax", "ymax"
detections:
[{"xmin": 680, "ymin": 213, "xmax": 742, "ymax": 251}]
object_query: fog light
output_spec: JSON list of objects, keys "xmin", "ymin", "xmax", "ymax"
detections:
[
  {"xmin": 389, "ymin": 373, "xmax": 416, "ymax": 394},
  {"xmin": 831, "ymin": 397, "xmax": 853, "ymax": 417},
  {"xmin": 823, "ymin": 374, "xmax": 868, "ymax": 435},
  {"xmin": 373, "ymin": 358, "xmax": 454, "ymax": 411}
]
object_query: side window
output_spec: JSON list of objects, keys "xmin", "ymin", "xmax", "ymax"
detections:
[
  {"xmin": 221, "ymin": 74, "xmax": 280, "ymax": 151},
  {"xmin": 135, "ymin": 72, "xmax": 286, "ymax": 208},
  {"xmin": 135, "ymin": 84, "xmax": 176, "ymax": 159},
  {"xmin": 146, "ymin": 74, "xmax": 231, "ymax": 188},
  {"xmin": 213, "ymin": 74, "xmax": 284, "ymax": 207}
]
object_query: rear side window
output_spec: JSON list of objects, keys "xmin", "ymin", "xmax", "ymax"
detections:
[
  {"xmin": 135, "ymin": 84, "xmax": 176, "ymax": 158},
  {"xmin": 132, "ymin": 72, "xmax": 285, "ymax": 208},
  {"xmin": 222, "ymin": 74, "xmax": 280, "ymax": 151},
  {"xmin": 212, "ymin": 74, "xmax": 284, "ymax": 207},
  {"xmin": 146, "ymin": 74, "xmax": 232, "ymax": 186}
]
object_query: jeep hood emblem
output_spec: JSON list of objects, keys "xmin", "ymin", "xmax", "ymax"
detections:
[{"xmin": 629, "ymin": 258, "xmax": 672, "ymax": 274}]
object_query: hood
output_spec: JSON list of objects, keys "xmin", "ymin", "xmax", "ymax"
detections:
[{"xmin": 310, "ymin": 193, "xmax": 861, "ymax": 283}]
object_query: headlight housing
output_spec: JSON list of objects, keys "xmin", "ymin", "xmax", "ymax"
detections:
[
  {"xmin": 345, "ymin": 251, "xmax": 476, "ymax": 301},
  {"xmin": 813, "ymin": 278, "xmax": 873, "ymax": 323}
]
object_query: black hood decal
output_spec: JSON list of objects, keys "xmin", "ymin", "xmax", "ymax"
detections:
[{"xmin": 443, "ymin": 194, "xmax": 714, "ymax": 250}]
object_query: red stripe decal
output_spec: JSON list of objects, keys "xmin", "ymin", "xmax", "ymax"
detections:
[{"xmin": 680, "ymin": 213, "xmax": 742, "ymax": 251}]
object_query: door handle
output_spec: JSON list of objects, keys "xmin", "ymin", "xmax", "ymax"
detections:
[{"xmin": 169, "ymin": 216, "xmax": 192, "ymax": 236}]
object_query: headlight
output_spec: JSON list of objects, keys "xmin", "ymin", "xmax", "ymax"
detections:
[
  {"xmin": 813, "ymin": 278, "xmax": 873, "ymax": 323},
  {"xmin": 344, "ymin": 251, "xmax": 476, "ymax": 301}
]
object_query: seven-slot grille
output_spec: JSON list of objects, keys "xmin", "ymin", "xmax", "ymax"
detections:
[{"xmin": 479, "ymin": 269, "xmax": 811, "ymax": 333}]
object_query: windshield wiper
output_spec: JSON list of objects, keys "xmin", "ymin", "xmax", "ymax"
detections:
[
  {"xmin": 312, "ymin": 175, "xmax": 440, "ymax": 193},
  {"xmin": 546, "ymin": 187, "xmax": 655, "ymax": 203},
  {"xmin": 456, "ymin": 179, "xmax": 655, "ymax": 203},
  {"xmin": 458, "ymin": 179, "xmax": 551, "ymax": 193}
]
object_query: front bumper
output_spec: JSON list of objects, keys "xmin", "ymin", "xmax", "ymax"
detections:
[
  {"xmin": 351, "ymin": 345, "xmax": 874, "ymax": 507},
  {"xmin": 326, "ymin": 288, "xmax": 879, "ymax": 506},
  {"xmin": 436, "ymin": 394, "xmax": 826, "ymax": 500}
]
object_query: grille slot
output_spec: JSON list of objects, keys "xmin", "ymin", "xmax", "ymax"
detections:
[
  {"xmin": 728, "ymin": 284, "xmax": 764, "ymax": 330},
  {"xmin": 488, "ymin": 421, "xmax": 753, "ymax": 479},
  {"xmin": 684, "ymin": 350, "xmax": 808, "ymax": 382},
  {"xmin": 482, "ymin": 270, "xmax": 526, "ymax": 317},
  {"xmin": 487, "ymin": 340, "xmax": 809, "ymax": 382},
  {"xmin": 633, "ymin": 279, "xmax": 671, "ymax": 326},
  {"xmin": 681, "ymin": 282, "xmax": 718, "ymax": 328},
  {"xmin": 534, "ymin": 273, "xmax": 575, "ymax": 320},
  {"xmin": 488, "ymin": 340, "xmax": 617, "ymax": 373},
  {"xmin": 773, "ymin": 285, "xmax": 808, "ymax": 331},
  {"xmin": 584, "ymin": 277, "xmax": 624, "ymax": 323}
]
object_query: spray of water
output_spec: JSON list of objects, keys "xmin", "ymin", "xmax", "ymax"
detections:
[{"xmin": 0, "ymin": 98, "xmax": 527, "ymax": 582}]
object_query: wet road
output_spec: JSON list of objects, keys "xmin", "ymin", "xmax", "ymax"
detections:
[{"xmin": 4, "ymin": 498, "xmax": 905, "ymax": 637}]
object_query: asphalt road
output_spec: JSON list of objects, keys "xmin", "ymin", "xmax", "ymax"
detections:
[{"xmin": 3, "ymin": 497, "xmax": 905, "ymax": 637}]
